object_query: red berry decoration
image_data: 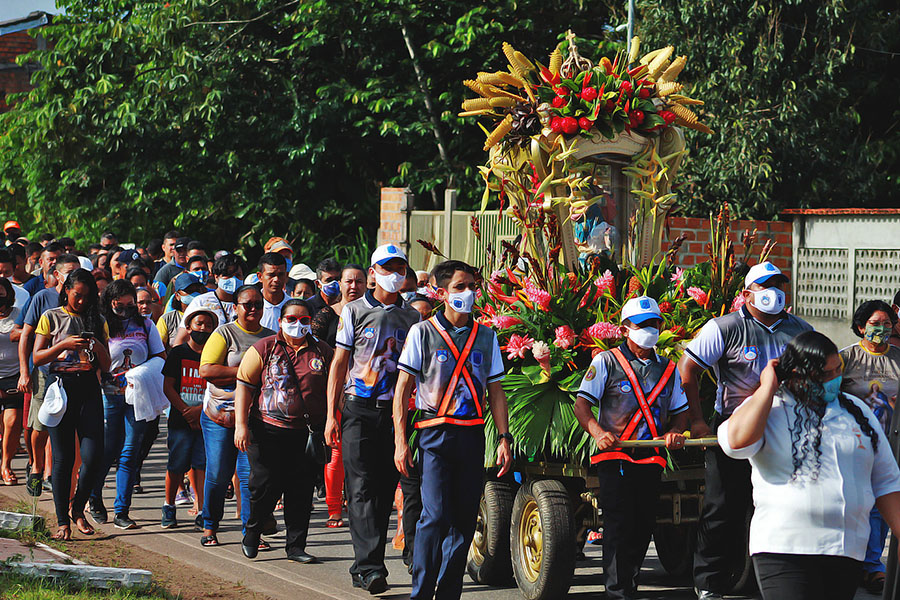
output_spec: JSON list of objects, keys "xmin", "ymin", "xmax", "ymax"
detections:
[
  {"xmin": 619, "ymin": 80, "xmax": 633, "ymax": 95},
  {"xmin": 659, "ymin": 301, "xmax": 674, "ymax": 314},
  {"xmin": 551, "ymin": 96, "xmax": 566, "ymax": 108},
  {"xmin": 550, "ymin": 117, "xmax": 565, "ymax": 133},
  {"xmin": 561, "ymin": 117, "xmax": 579, "ymax": 135},
  {"xmin": 659, "ymin": 110, "xmax": 676, "ymax": 125},
  {"xmin": 554, "ymin": 86, "xmax": 569, "ymax": 96},
  {"xmin": 580, "ymin": 87, "xmax": 598, "ymax": 102},
  {"xmin": 638, "ymin": 88, "xmax": 650, "ymax": 99},
  {"xmin": 578, "ymin": 117, "xmax": 594, "ymax": 131},
  {"xmin": 604, "ymin": 99, "xmax": 616, "ymax": 111},
  {"xmin": 632, "ymin": 110, "xmax": 645, "ymax": 124}
]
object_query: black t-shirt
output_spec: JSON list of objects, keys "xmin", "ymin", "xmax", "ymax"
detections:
[
  {"xmin": 162, "ymin": 343, "xmax": 206, "ymax": 430},
  {"xmin": 305, "ymin": 292, "xmax": 329, "ymax": 319}
]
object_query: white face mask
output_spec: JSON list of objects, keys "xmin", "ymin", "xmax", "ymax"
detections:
[
  {"xmin": 281, "ymin": 320, "xmax": 310, "ymax": 339},
  {"xmin": 447, "ymin": 289, "xmax": 476, "ymax": 314},
  {"xmin": 751, "ymin": 288, "xmax": 785, "ymax": 315},
  {"xmin": 374, "ymin": 269, "xmax": 406, "ymax": 293},
  {"xmin": 628, "ymin": 326, "xmax": 659, "ymax": 349},
  {"xmin": 218, "ymin": 276, "xmax": 240, "ymax": 294}
]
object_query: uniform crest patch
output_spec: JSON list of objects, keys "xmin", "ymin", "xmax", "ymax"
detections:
[
  {"xmin": 364, "ymin": 327, "xmax": 376, "ymax": 339},
  {"xmin": 309, "ymin": 358, "xmax": 324, "ymax": 372},
  {"xmin": 471, "ymin": 350, "xmax": 483, "ymax": 367},
  {"xmin": 743, "ymin": 346, "xmax": 759, "ymax": 361},
  {"xmin": 619, "ymin": 381, "xmax": 633, "ymax": 394},
  {"xmin": 436, "ymin": 350, "xmax": 449, "ymax": 363},
  {"xmin": 585, "ymin": 366, "xmax": 597, "ymax": 381}
]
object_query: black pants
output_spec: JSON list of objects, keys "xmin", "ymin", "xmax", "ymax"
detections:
[
  {"xmin": 133, "ymin": 415, "xmax": 160, "ymax": 486},
  {"xmin": 243, "ymin": 419, "xmax": 314, "ymax": 555},
  {"xmin": 693, "ymin": 418, "xmax": 753, "ymax": 592},
  {"xmin": 47, "ymin": 373, "xmax": 105, "ymax": 527},
  {"xmin": 753, "ymin": 553, "xmax": 862, "ymax": 600},
  {"xmin": 342, "ymin": 398, "xmax": 399, "ymax": 578},
  {"xmin": 401, "ymin": 414, "xmax": 423, "ymax": 567},
  {"xmin": 597, "ymin": 460, "xmax": 662, "ymax": 600}
]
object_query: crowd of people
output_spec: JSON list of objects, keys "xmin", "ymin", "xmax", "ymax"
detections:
[{"xmin": 2, "ymin": 217, "xmax": 900, "ymax": 600}]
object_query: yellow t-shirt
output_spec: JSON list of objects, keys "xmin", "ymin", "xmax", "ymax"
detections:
[{"xmin": 35, "ymin": 308, "xmax": 109, "ymax": 373}]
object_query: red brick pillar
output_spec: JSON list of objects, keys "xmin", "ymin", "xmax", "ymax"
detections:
[{"xmin": 378, "ymin": 188, "xmax": 414, "ymax": 254}]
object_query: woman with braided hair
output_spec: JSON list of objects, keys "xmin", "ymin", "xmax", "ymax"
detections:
[{"xmin": 718, "ymin": 330, "xmax": 900, "ymax": 600}]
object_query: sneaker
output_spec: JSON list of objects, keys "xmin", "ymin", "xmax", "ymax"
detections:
[
  {"xmin": 161, "ymin": 505, "xmax": 177, "ymax": 529},
  {"xmin": 174, "ymin": 490, "xmax": 193, "ymax": 506},
  {"xmin": 26, "ymin": 473, "xmax": 42, "ymax": 497},
  {"xmin": 42, "ymin": 477, "xmax": 52, "ymax": 492},
  {"xmin": 88, "ymin": 499, "xmax": 108, "ymax": 525},
  {"xmin": 133, "ymin": 484, "xmax": 145, "ymax": 494},
  {"xmin": 114, "ymin": 512, "xmax": 138, "ymax": 530}
]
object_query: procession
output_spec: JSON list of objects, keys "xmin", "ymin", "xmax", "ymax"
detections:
[{"xmin": 1, "ymin": 2, "xmax": 899, "ymax": 600}]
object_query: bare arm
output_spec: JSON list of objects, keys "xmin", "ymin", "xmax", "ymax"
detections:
[
  {"xmin": 677, "ymin": 353, "xmax": 712, "ymax": 437},
  {"xmin": 164, "ymin": 376, "xmax": 189, "ymax": 414},
  {"xmin": 876, "ymin": 492, "xmax": 900, "ymax": 539},
  {"xmin": 392, "ymin": 370, "xmax": 416, "ymax": 476},
  {"xmin": 233, "ymin": 382, "xmax": 253, "ymax": 452},
  {"xmin": 9, "ymin": 324, "xmax": 22, "ymax": 343},
  {"xmin": 172, "ymin": 326, "xmax": 190, "ymax": 348},
  {"xmin": 721, "ymin": 359, "xmax": 779, "ymax": 450},
  {"xmin": 325, "ymin": 346, "xmax": 351, "ymax": 446},
  {"xmin": 487, "ymin": 379, "xmax": 512, "ymax": 477},
  {"xmin": 199, "ymin": 364, "xmax": 238, "ymax": 388},
  {"xmin": 17, "ymin": 323, "xmax": 34, "ymax": 392},
  {"xmin": 91, "ymin": 336, "xmax": 111, "ymax": 372},
  {"xmin": 33, "ymin": 333, "xmax": 85, "ymax": 367},
  {"xmin": 574, "ymin": 395, "xmax": 618, "ymax": 451}
]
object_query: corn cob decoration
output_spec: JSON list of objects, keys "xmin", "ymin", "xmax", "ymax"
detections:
[
  {"xmin": 483, "ymin": 114, "xmax": 514, "ymax": 151},
  {"xmin": 549, "ymin": 46, "xmax": 562, "ymax": 75}
]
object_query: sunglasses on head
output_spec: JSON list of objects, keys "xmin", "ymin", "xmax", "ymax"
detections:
[
  {"xmin": 238, "ymin": 301, "xmax": 264, "ymax": 310},
  {"xmin": 282, "ymin": 315, "xmax": 311, "ymax": 325}
]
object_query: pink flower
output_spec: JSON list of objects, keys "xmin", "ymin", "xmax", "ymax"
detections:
[
  {"xmin": 594, "ymin": 269, "xmax": 616, "ymax": 297},
  {"xmin": 524, "ymin": 280, "xmax": 551, "ymax": 312},
  {"xmin": 490, "ymin": 269, "xmax": 505, "ymax": 283},
  {"xmin": 581, "ymin": 321, "xmax": 623, "ymax": 344},
  {"xmin": 492, "ymin": 315, "xmax": 523, "ymax": 329},
  {"xmin": 687, "ymin": 286, "xmax": 709, "ymax": 307},
  {"xmin": 730, "ymin": 294, "xmax": 745, "ymax": 312},
  {"xmin": 553, "ymin": 325, "xmax": 576, "ymax": 349},
  {"xmin": 670, "ymin": 267, "xmax": 685, "ymax": 283},
  {"xmin": 532, "ymin": 341, "xmax": 552, "ymax": 373},
  {"xmin": 423, "ymin": 286, "xmax": 441, "ymax": 301},
  {"xmin": 504, "ymin": 334, "xmax": 534, "ymax": 360}
]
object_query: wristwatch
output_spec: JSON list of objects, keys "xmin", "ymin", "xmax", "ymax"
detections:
[{"xmin": 497, "ymin": 432, "xmax": 513, "ymax": 445}]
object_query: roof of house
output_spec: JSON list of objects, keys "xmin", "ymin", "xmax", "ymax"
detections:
[{"xmin": 0, "ymin": 11, "xmax": 51, "ymax": 37}]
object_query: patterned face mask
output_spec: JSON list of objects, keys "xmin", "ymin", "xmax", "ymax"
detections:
[{"xmin": 864, "ymin": 323, "xmax": 892, "ymax": 346}]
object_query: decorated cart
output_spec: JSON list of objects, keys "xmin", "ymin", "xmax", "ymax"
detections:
[{"xmin": 447, "ymin": 33, "xmax": 772, "ymax": 599}]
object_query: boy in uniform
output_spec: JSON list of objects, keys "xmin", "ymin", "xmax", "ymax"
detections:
[
  {"xmin": 392, "ymin": 260, "xmax": 512, "ymax": 600},
  {"xmin": 325, "ymin": 244, "xmax": 421, "ymax": 594},
  {"xmin": 574, "ymin": 296, "xmax": 688, "ymax": 600}
]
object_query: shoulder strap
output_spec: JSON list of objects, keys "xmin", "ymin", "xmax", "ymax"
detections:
[
  {"xmin": 610, "ymin": 347, "xmax": 676, "ymax": 440},
  {"xmin": 428, "ymin": 317, "xmax": 483, "ymax": 418}
]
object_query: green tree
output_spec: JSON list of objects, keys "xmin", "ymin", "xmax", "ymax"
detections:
[
  {"xmin": 629, "ymin": 0, "xmax": 900, "ymax": 219},
  {"xmin": 0, "ymin": 0, "xmax": 613, "ymax": 257}
]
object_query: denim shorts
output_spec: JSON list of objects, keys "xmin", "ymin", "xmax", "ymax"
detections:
[{"xmin": 167, "ymin": 427, "xmax": 206, "ymax": 473}]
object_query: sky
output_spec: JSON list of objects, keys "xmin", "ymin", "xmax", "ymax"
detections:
[{"xmin": 0, "ymin": 0, "xmax": 61, "ymax": 23}]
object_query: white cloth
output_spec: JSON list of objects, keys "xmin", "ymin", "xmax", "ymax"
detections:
[
  {"xmin": 718, "ymin": 390, "xmax": 900, "ymax": 561},
  {"xmin": 124, "ymin": 356, "xmax": 169, "ymax": 422},
  {"xmin": 260, "ymin": 293, "xmax": 289, "ymax": 331},
  {"xmin": 38, "ymin": 378, "xmax": 67, "ymax": 427}
]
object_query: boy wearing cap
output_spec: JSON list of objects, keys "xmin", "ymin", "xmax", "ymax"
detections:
[
  {"xmin": 574, "ymin": 296, "xmax": 689, "ymax": 600},
  {"xmin": 161, "ymin": 304, "xmax": 218, "ymax": 529},
  {"xmin": 679, "ymin": 262, "xmax": 812, "ymax": 599},
  {"xmin": 325, "ymin": 243, "xmax": 420, "ymax": 594},
  {"xmin": 392, "ymin": 260, "xmax": 512, "ymax": 600},
  {"xmin": 154, "ymin": 237, "xmax": 191, "ymax": 286}
]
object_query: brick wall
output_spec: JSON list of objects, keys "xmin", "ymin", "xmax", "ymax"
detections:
[
  {"xmin": 663, "ymin": 216, "xmax": 792, "ymax": 273},
  {"xmin": 377, "ymin": 187, "xmax": 413, "ymax": 250},
  {"xmin": 0, "ymin": 31, "xmax": 38, "ymax": 112}
]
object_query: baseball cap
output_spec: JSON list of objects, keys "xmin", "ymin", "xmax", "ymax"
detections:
[
  {"xmin": 172, "ymin": 272, "xmax": 204, "ymax": 293},
  {"xmin": 744, "ymin": 261, "xmax": 788, "ymax": 289},
  {"xmin": 289, "ymin": 263, "xmax": 316, "ymax": 281},
  {"xmin": 183, "ymin": 302, "xmax": 220, "ymax": 329},
  {"xmin": 117, "ymin": 249, "xmax": 141, "ymax": 264},
  {"xmin": 3, "ymin": 220, "xmax": 21, "ymax": 232},
  {"xmin": 370, "ymin": 244, "xmax": 408, "ymax": 267},
  {"xmin": 621, "ymin": 296, "xmax": 662, "ymax": 325},
  {"xmin": 78, "ymin": 256, "xmax": 94, "ymax": 270},
  {"xmin": 264, "ymin": 237, "xmax": 293, "ymax": 254},
  {"xmin": 39, "ymin": 380, "xmax": 67, "ymax": 428},
  {"xmin": 174, "ymin": 237, "xmax": 191, "ymax": 250}
]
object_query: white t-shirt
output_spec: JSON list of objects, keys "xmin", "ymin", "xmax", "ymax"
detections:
[
  {"xmin": 12, "ymin": 284, "xmax": 29, "ymax": 312},
  {"xmin": 260, "ymin": 293, "xmax": 289, "ymax": 331},
  {"xmin": 718, "ymin": 390, "xmax": 900, "ymax": 560}
]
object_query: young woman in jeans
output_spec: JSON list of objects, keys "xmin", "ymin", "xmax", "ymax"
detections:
[
  {"xmin": 89, "ymin": 279, "xmax": 165, "ymax": 529},
  {"xmin": 0, "ymin": 277, "xmax": 24, "ymax": 485},
  {"xmin": 719, "ymin": 331, "xmax": 900, "ymax": 600},
  {"xmin": 32, "ymin": 269, "xmax": 111, "ymax": 540},
  {"xmin": 198, "ymin": 285, "xmax": 274, "ymax": 547}
]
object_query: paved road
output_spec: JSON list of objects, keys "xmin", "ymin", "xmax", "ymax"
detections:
[{"xmin": 5, "ymin": 417, "xmax": 885, "ymax": 599}]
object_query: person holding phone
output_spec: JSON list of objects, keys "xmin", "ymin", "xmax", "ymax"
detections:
[
  {"xmin": 33, "ymin": 269, "xmax": 111, "ymax": 540},
  {"xmin": 718, "ymin": 331, "xmax": 900, "ymax": 600},
  {"xmin": 0, "ymin": 278, "xmax": 24, "ymax": 485}
]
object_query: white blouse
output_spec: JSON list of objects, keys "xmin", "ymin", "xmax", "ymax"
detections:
[{"xmin": 718, "ymin": 390, "xmax": 900, "ymax": 560}]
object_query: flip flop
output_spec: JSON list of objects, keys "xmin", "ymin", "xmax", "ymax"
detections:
[
  {"xmin": 327, "ymin": 517, "xmax": 345, "ymax": 528},
  {"xmin": 71, "ymin": 513, "xmax": 94, "ymax": 536},
  {"xmin": 51, "ymin": 525, "xmax": 72, "ymax": 541},
  {"xmin": 200, "ymin": 534, "xmax": 219, "ymax": 547},
  {"xmin": 1, "ymin": 468, "xmax": 17, "ymax": 486}
]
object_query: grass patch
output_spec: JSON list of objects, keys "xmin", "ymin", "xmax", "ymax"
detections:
[{"xmin": 0, "ymin": 572, "xmax": 170, "ymax": 599}]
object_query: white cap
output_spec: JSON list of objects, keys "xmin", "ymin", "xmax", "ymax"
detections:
[
  {"xmin": 183, "ymin": 302, "xmax": 220, "ymax": 329},
  {"xmin": 744, "ymin": 261, "xmax": 787, "ymax": 289},
  {"xmin": 244, "ymin": 273, "xmax": 260, "ymax": 286},
  {"xmin": 370, "ymin": 244, "xmax": 408, "ymax": 267},
  {"xmin": 38, "ymin": 381, "xmax": 67, "ymax": 428},
  {"xmin": 621, "ymin": 296, "xmax": 662, "ymax": 325},
  {"xmin": 78, "ymin": 256, "xmax": 93, "ymax": 271},
  {"xmin": 289, "ymin": 263, "xmax": 316, "ymax": 281}
]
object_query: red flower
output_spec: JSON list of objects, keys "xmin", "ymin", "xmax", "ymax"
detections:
[
  {"xmin": 578, "ymin": 117, "xmax": 594, "ymax": 131},
  {"xmin": 554, "ymin": 86, "xmax": 570, "ymax": 96},
  {"xmin": 580, "ymin": 87, "xmax": 598, "ymax": 102},
  {"xmin": 687, "ymin": 286, "xmax": 709, "ymax": 307},
  {"xmin": 659, "ymin": 110, "xmax": 676, "ymax": 125},
  {"xmin": 561, "ymin": 117, "xmax": 579, "ymax": 135},
  {"xmin": 659, "ymin": 301, "xmax": 674, "ymax": 314},
  {"xmin": 553, "ymin": 325, "xmax": 577, "ymax": 349},
  {"xmin": 619, "ymin": 81, "xmax": 633, "ymax": 95},
  {"xmin": 550, "ymin": 117, "xmax": 565, "ymax": 133},
  {"xmin": 493, "ymin": 315, "xmax": 523, "ymax": 329},
  {"xmin": 631, "ymin": 110, "xmax": 645, "ymax": 124},
  {"xmin": 638, "ymin": 88, "xmax": 650, "ymax": 99},
  {"xmin": 504, "ymin": 334, "xmax": 535, "ymax": 360},
  {"xmin": 551, "ymin": 96, "xmax": 566, "ymax": 109}
]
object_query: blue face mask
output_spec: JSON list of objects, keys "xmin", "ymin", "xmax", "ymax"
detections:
[
  {"xmin": 322, "ymin": 280, "xmax": 340, "ymax": 298},
  {"xmin": 285, "ymin": 257, "xmax": 293, "ymax": 272},
  {"xmin": 192, "ymin": 270, "xmax": 209, "ymax": 283},
  {"xmin": 822, "ymin": 376, "xmax": 842, "ymax": 403},
  {"xmin": 218, "ymin": 276, "xmax": 240, "ymax": 294}
]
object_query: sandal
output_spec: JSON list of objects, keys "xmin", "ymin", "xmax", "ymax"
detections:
[
  {"xmin": 1, "ymin": 468, "xmax": 17, "ymax": 486},
  {"xmin": 863, "ymin": 571, "xmax": 885, "ymax": 593},
  {"xmin": 200, "ymin": 533, "xmax": 219, "ymax": 547},
  {"xmin": 258, "ymin": 539, "xmax": 271, "ymax": 552},
  {"xmin": 71, "ymin": 513, "xmax": 94, "ymax": 536},
  {"xmin": 51, "ymin": 525, "xmax": 72, "ymax": 541},
  {"xmin": 326, "ymin": 516, "xmax": 344, "ymax": 528}
]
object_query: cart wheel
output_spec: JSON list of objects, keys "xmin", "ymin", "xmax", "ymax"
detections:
[
  {"xmin": 467, "ymin": 479, "xmax": 515, "ymax": 585},
  {"xmin": 654, "ymin": 523, "xmax": 696, "ymax": 576},
  {"xmin": 510, "ymin": 479, "xmax": 575, "ymax": 600}
]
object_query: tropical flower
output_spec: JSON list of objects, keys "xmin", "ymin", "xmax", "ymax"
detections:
[
  {"xmin": 595, "ymin": 269, "xmax": 616, "ymax": 297},
  {"xmin": 504, "ymin": 334, "xmax": 534, "ymax": 360},
  {"xmin": 493, "ymin": 315, "xmax": 523, "ymax": 329},
  {"xmin": 524, "ymin": 280, "xmax": 551, "ymax": 312},
  {"xmin": 730, "ymin": 294, "xmax": 745, "ymax": 312},
  {"xmin": 670, "ymin": 267, "xmax": 685, "ymax": 282},
  {"xmin": 553, "ymin": 325, "xmax": 576, "ymax": 349},
  {"xmin": 532, "ymin": 341, "xmax": 551, "ymax": 373},
  {"xmin": 687, "ymin": 286, "xmax": 709, "ymax": 307},
  {"xmin": 581, "ymin": 321, "xmax": 623, "ymax": 345}
]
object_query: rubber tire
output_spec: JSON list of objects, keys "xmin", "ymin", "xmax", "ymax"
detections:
[
  {"xmin": 654, "ymin": 522, "xmax": 696, "ymax": 576},
  {"xmin": 510, "ymin": 479, "xmax": 575, "ymax": 600},
  {"xmin": 467, "ymin": 479, "xmax": 515, "ymax": 585}
]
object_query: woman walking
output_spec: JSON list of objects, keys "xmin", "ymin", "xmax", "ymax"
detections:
[{"xmin": 0, "ymin": 278, "xmax": 24, "ymax": 485}]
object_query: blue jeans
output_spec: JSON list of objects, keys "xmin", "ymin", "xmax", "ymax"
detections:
[
  {"xmin": 200, "ymin": 411, "xmax": 250, "ymax": 532},
  {"xmin": 91, "ymin": 393, "xmax": 148, "ymax": 515},
  {"xmin": 864, "ymin": 506, "xmax": 889, "ymax": 574},
  {"xmin": 167, "ymin": 427, "xmax": 206, "ymax": 473}
]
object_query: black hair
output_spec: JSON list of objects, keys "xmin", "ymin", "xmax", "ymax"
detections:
[
  {"xmin": 405, "ymin": 268, "xmax": 417, "ymax": 282},
  {"xmin": 186, "ymin": 255, "xmax": 207, "ymax": 269},
  {"xmin": 408, "ymin": 294, "xmax": 433, "ymax": 306},
  {"xmin": 42, "ymin": 242, "xmax": 64, "ymax": 256},
  {"xmin": 282, "ymin": 298, "xmax": 311, "ymax": 314},
  {"xmin": 125, "ymin": 267, "xmax": 149, "ymax": 283},
  {"xmin": 55, "ymin": 253, "xmax": 81, "ymax": 269},
  {"xmin": 59, "ymin": 269, "xmax": 103, "ymax": 333},
  {"xmin": 851, "ymin": 300, "xmax": 897, "ymax": 338},
  {"xmin": 431, "ymin": 260, "xmax": 476, "ymax": 289},
  {"xmin": 39, "ymin": 233, "xmax": 56, "ymax": 243},
  {"xmin": 316, "ymin": 258, "xmax": 340, "ymax": 279},
  {"xmin": 292, "ymin": 279, "xmax": 316, "ymax": 294},
  {"xmin": 234, "ymin": 284, "xmax": 262, "ymax": 304},
  {"xmin": 258, "ymin": 252, "xmax": 287, "ymax": 270},
  {"xmin": 8, "ymin": 244, "xmax": 24, "ymax": 261},
  {"xmin": 127, "ymin": 258, "xmax": 151, "ymax": 273},
  {"xmin": 101, "ymin": 279, "xmax": 144, "ymax": 338},
  {"xmin": 187, "ymin": 240, "xmax": 206, "ymax": 253},
  {"xmin": 342, "ymin": 263, "xmax": 365, "ymax": 277},
  {"xmin": 775, "ymin": 330, "xmax": 879, "ymax": 481},
  {"xmin": 146, "ymin": 239, "xmax": 163, "ymax": 257},
  {"xmin": 0, "ymin": 277, "xmax": 14, "ymax": 308},
  {"xmin": 212, "ymin": 253, "xmax": 245, "ymax": 277},
  {"xmin": 0, "ymin": 249, "xmax": 12, "ymax": 267},
  {"xmin": 25, "ymin": 241, "xmax": 43, "ymax": 257},
  {"xmin": 57, "ymin": 237, "xmax": 76, "ymax": 248},
  {"xmin": 163, "ymin": 230, "xmax": 180, "ymax": 241},
  {"xmin": 100, "ymin": 232, "xmax": 116, "ymax": 240}
]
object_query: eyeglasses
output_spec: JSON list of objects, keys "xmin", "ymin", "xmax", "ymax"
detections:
[
  {"xmin": 238, "ymin": 301, "xmax": 264, "ymax": 311},
  {"xmin": 282, "ymin": 315, "xmax": 311, "ymax": 325}
]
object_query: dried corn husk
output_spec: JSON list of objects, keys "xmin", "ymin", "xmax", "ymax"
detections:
[
  {"xmin": 676, "ymin": 117, "xmax": 714, "ymax": 134},
  {"xmin": 496, "ymin": 71, "xmax": 525, "ymax": 88},
  {"xmin": 458, "ymin": 109, "xmax": 493, "ymax": 117},
  {"xmin": 513, "ymin": 50, "xmax": 536, "ymax": 73},
  {"xmin": 484, "ymin": 114, "xmax": 513, "ymax": 150},
  {"xmin": 489, "ymin": 97, "xmax": 518, "ymax": 108},
  {"xmin": 659, "ymin": 56, "xmax": 686, "ymax": 83},
  {"xmin": 503, "ymin": 42, "xmax": 527, "ymax": 79},
  {"xmin": 627, "ymin": 36, "xmax": 641, "ymax": 64},
  {"xmin": 462, "ymin": 98, "xmax": 492, "ymax": 111},
  {"xmin": 648, "ymin": 46, "xmax": 674, "ymax": 79},
  {"xmin": 463, "ymin": 80, "xmax": 489, "ymax": 97},
  {"xmin": 656, "ymin": 81, "xmax": 684, "ymax": 97},
  {"xmin": 476, "ymin": 72, "xmax": 507, "ymax": 87},
  {"xmin": 549, "ymin": 47, "xmax": 562, "ymax": 75},
  {"xmin": 640, "ymin": 47, "xmax": 665, "ymax": 66},
  {"xmin": 482, "ymin": 84, "xmax": 525, "ymax": 102},
  {"xmin": 670, "ymin": 94, "xmax": 704, "ymax": 106},
  {"xmin": 670, "ymin": 103, "xmax": 698, "ymax": 124}
]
